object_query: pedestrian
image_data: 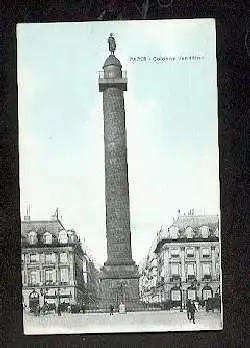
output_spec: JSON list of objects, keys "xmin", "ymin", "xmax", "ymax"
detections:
[
  {"xmin": 109, "ymin": 304, "xmax": 114, "ymax": 316},
  {"xmin": 186, "ymin": 299, "xmax": 191, "ymax": 320},
  {"xmin": 189, "ymin": 300, "xmax": 197, "ymax": 324},
  {"xmin": 57, "ymin": 303, "xmax": 62, "ymax": 316}
]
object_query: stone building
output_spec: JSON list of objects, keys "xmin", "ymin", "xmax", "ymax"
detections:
[
  {"xmin": 139, "ymin": 237, "xmax": 158, "ymax": 304},
  {"xmin": 154, "ymin": 211, "xmax": 221, "ymax": 309},
  {"xmin": 21, "ymin": 211, "xmax": 99, "ymax": 311}
]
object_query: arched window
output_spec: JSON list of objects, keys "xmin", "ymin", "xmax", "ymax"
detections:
[
  {"xmin": 185, "ymin": 227, "xmax": 193, "ymax": 238},
  {"xmin": 169, "ymin": 226, "xmax": 179, "ymax": 239},
  {"xmin": 59, "ymin": 231, "xmax": 68, "ymax": 244},
  {"xmin": 200, "ymin": 226, "xmax": 209, "ymax": 238},
  {"xmin": 29, "ymin": 231, "xmax": 37, "ymax": 245},
  {"xmin": 44, "ymin": 232, "xmax": 52, "ymax": 244}
]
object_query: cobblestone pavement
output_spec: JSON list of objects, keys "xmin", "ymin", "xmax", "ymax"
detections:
[{"xmin": 23, "ymin": 309, "xmax": 222, "ymax": 335}]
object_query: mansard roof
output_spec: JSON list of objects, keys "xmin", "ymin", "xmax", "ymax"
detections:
[
  {"xmin": 154, "ymin": 214, "xmax": 220, "ymax": 254},
  {"xmin": 21, "ymin": 219, "xmax": 65, "ymax": 238},
  {"xmin": 172, "ymin": 214, "xmax": 219, "ymax": 232}
]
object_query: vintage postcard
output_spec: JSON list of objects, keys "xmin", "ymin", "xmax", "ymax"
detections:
[{"xmin": 17, "ymin": 18, "xmax": 222, "ymax": 334}]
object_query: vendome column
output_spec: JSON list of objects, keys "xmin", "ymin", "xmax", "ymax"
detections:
[{"xmin": 98, "ymin": 34, "xmax": 139, "ymax": 310}]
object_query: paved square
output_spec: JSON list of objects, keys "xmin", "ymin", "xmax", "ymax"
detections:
[{"xmin": 23, "ymin": 309, "xmax": 222, "ymax": 335}]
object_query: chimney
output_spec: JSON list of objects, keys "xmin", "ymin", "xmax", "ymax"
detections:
[{"xmin": 23, "ymin": 205, "xmax": 31, "ymax": 221}]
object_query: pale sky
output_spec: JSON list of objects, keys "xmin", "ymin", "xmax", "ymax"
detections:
[{"xmin": 17, "ymin": 19, "xmax": 219, "ymax": 266}]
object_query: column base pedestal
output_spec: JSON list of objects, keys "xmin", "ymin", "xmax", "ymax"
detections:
[{"xmin": 99, "ymin": 262, "xmax": 141, "ymax": 312}]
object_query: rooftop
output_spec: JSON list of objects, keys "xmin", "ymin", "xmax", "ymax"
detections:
[{"xmin": 172, "ymin": 214, "xmax": 219, "ymax": 231}]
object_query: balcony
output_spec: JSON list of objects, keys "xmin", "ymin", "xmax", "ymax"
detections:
[
  {"xmin": 98, "ymin": 70, "xmax": 127, "ymax": 92},
  {"xmin": 44, "ymin": 280, "xmax": 56, "ymax": 286},
  {"xmin": 202, "ymin": 254, "xmax": 211, "ymax": 259}
]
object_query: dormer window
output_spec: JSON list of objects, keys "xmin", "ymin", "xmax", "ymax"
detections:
[
  {"xmin": 185, "ymin": 227, "xmax": 193, "ymax": 239},
  {"xmin": 29, "ymin": 231, "xmax": 37, "ymax": 245},
  {"xmin": 67, "ymin": 231, "xmax": 74, "ymax": 243},
  {"xmin": 44, "ymin": 232, "xmax": 52, "ymax": 244},
  {"xmin": 200, "ymin": 226, "xmax": 209, "ymax": 238},
  {"xmin": 169, "ymin": 226, "xmax": 179, "ymax": 239},
  {"xmin": 59, "ymin": 231, "xmax": 68, "ymax": 244}
]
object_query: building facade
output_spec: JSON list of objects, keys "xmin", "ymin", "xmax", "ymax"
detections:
[
  {"xmin": 139, "ymin": 237, "xmax": 158, "ymax": 304},
  {"xmin": 21, "ymin": 212, "xmax": 99, "ymax": 311},
  {"xmin": 154, "ymin": 212, "xmax": 221, "ymax": 309}
]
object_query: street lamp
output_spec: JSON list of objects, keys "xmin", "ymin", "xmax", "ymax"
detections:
[{"xmin": 55, "ymin": 287, "xmax": 61, "ymax": 316}]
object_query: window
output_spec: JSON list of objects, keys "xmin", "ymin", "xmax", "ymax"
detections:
[
  {"xmin": 171, "ymin": 263, "xmax": 179, "ymax": 275},
  {"xmin": 200, "ymin": 226, "xmax": 209, "ymax": 238},
  {"xmin": 82, "ymin": 259, "xmax": 87, "ymax": 272},
  {"xmin": 30, "ymin": 253, "xmax": 39, "ymax": 263},
  {"xmin": 216, "ymin": 262, "xmax": 220, "ymax": 278},
  {"xmin": 187, "ymin": 263, "xmax": 195, "ymax": 275},
  {"xmin": 170, "ymin": 248, "xmax": 180, "ymax": 258},
  {"xmin": 60, "ymin": 268, "xmax": 69, "ymax": 283},
  {"xmin": 45, "ymin": 270, "xmax": 54, "ymax": 284},
  {"xmin": 169, "ymin": 226, "xmax": 179, "ymax": 239},
  {"xmin": 171, "ymin": 289, "xmax": 181, "ymax": 301},
  {"xmin": 214, "ymin": 228, "xmax": 219, "ymax": 237},
  {"xmin": 29, "ymin": 270, "xmax": 39, "ymax": 285},
  {"xmin": 44, "ymin": 232, "xmax": 52, "ymax": 244},
  {"xmin": 59, "ymin": 252, "xmax": 68, "ymax": 263},
  {"xmin": 45, "ymin": 253, "xmax": 56, "ymax": 263},
  {"xmin": 59, "ymin": 231, "xmax": 68, "ymax": 244},
  {"xmin": 186, "ymin": 247, "xmax": 194, "ymax": 257},
  {"xmin": 185, "ymin": 227, "xmax": 193, "ymax": 238},
  {"xmin": 29, "ymin": 231, "xmax": 37, "ymax": 244},
  {"xmin": 202, "ymin": 263, "xmax": 211, "ymax": 276},
  {"xmin": 202, "ymin": 247, "xmax": 211, "ymax": 258}
]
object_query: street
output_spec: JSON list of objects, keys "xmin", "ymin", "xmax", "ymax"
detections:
[{"xmin": 23, "ymin": 309, "xmax": 222, "ymax": 335}]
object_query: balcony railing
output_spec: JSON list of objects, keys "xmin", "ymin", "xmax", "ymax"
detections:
[
  {"xmin": 98, "ymin": 70, "xmax": 127, "ymax": 79},
  {"xmin": 202, "ymin": 274, "xmax": 212, "ymax": 281}
]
